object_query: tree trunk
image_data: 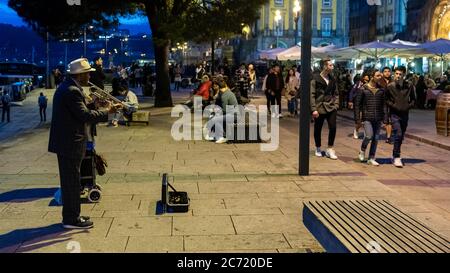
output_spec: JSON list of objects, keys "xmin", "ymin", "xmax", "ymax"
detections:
[
  {"xmin": 211, "ymin": 40, "xmax": 215, "ymax": 76},
  {"xmin": 145, "ymin": 1, "xmax": 173, "ymax": 107},
  {"xmin": 154, "ymin": 41, "xmax": 173, "ymax": 107}
]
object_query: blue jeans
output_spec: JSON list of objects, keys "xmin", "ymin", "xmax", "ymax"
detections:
[
  {"xmin": 287, "ymin": 98, "xmax": 297, "ymax": 114},
  {"xmin": 391, "ymin": 114, "xmax": 409, "ymax": 158},
  {"xmin": 361, "ymin": 121, "xmax": 381, "ymax": 158}
]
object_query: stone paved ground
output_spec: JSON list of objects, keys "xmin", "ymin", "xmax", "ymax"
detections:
[{"xmin": 0, "ymin": 91, "xmax": 449, "ymax": 253}]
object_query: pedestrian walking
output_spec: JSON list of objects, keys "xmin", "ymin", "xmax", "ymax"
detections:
[
  {"xmin": 348, "ymin": 73, "xmax": 369, "ymax": 139},
  {"xmin": 385, "ymin": 66, "xmax": 416, "ymax": 168},
  {"xmin": 311, "ymin": 59, "xmax": 339, "ymax": 160},
  {"xmin": 354, "ymin": 70, "xmax": 387, "ymax": 166},
  {"xmin": 262, "ymin": 68, "xmax": 273, "ymax": 114},
  {"xmin": 174, "ymin": 64, "xmax": 183, "ymax": 92},
  {"xmin": 266, "ymin": 64, "xmax": 285, "ymax": 118},
  {"xmin": 38, "ymin": 92, "xmax": 48, "ymax": 122},
  {"xmin": 285, "ymin": 68, "xmax": 300, "ymax": 117},
  {"xmin": 379, "ymin": 67, "xmax": 393, "ymax": 144},
  {"xmin": 248, "ymin": 64, "xmax": 257, "ymax": 98},
  {"xmin": 1, "ymin": 90, "xmax": 12, "ymax": 123}
]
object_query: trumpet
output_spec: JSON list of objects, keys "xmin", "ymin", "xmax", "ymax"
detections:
[{"xmin": 88, "ymin": 81, "xmax": 129, "ymax": 111}]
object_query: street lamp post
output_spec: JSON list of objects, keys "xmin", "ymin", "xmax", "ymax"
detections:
[
  {"xmin": 299, "ymin": 0, "xmax": 312, "ymax": 176},
  {"xmin": 83, "ymin": 25, "xmax": 94, "ymax": 58},
  {"xmin": 293, "ymin": 0, "xmax": 301, "ymax": 46},
  {"xmin": 275, "ymin": 10, "xmax": 282, "ymax": 48},
  {"xmin": 46, "ymin": 31, "xmax": 50, "ymax": 89},
  {"xmin": 83, "ymin": 26, "xmax": 87, "ymax": 57}
]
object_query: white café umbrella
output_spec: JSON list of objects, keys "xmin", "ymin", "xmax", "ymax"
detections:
[
  {"xmin": 327, "ymin": 40, "xmax": 417, "ymax": 61},
  {"xmin": 350, "ymin": 40, "xmax": 417, "ymax": 59},
  {"xmin": 391, "ymin": 39, "xmax": 421, "ymax": 47},
  {"xmin": 276, "ymin": 45, "xmax": 337, "ymax": 61},
  {"xmin": 420, "ymin": 39, "xmax": 450, "ymax": 75},
  {"xmin": 258, "ymin": 48, "xmax": 286, "ymax": 60}
]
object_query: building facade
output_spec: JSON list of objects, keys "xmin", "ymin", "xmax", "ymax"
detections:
[
  {"xmin": 413, "ymin": 0, "xmax": 450, "ymax": 42},
  {"xmin": 255, "ymin": 0, "xmax": 349, "ymax": 50},
  {"xmin": 349, "ymin": 0, "xmax": 377, "ymax": 45},
  {"xmin": 375, "ymin": 0, "xmax": 409, "ymax": 42}
]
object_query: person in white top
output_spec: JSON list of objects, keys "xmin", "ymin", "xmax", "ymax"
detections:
[
  {"xmin": 262, "ymin": 68, "xmax": 273, "ymax": 113},
  {"xmin": 248, "ymin": 64, "xmax": 257, "ymax": 98},
  {"xmin": 111, "ymin": 83, "xmax": 139, "ymax": 127}
]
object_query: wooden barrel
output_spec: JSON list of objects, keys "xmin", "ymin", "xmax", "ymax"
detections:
[{"xmin": 435, "ymin": 93, "xmax": 450, "ymax": 136}]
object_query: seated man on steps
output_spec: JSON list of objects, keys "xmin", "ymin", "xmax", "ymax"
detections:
[{"xmin": 111, "ymin": 83, "xmax": 139, "ymax": 127}]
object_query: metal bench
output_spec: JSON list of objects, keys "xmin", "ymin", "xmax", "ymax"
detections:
[{"xmin": 303, "ymin": 200, "xmax": 450, "ymax": 253}]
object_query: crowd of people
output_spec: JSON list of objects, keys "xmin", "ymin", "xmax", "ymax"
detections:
[
  {"xmin": 312, "ymin": 58, "xmax": 450, "ymax": 168},
  {"xmin": 4, "ymin": 53, "xmax": 447, "ymax": 231}
]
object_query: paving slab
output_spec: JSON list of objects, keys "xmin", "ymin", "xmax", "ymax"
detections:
[
  {"xmin": 107, "ymin": 216, "xmax": 172, "ymax": 237},
  {"xmin": 125, "ymin": 236, "xmax": 184, "ymax": 253},
  {"xmin": 232, "ymin": 215, "xmax": 307, "ymax": 235},
  {"xmin": 172, "ymin": 216, "xmax": 235, "ymax": 236},
  {"xmin": 184, "ymin": 234, "xmax": 289, "ymax": 252}
]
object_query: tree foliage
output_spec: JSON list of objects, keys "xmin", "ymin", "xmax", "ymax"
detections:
[{"xmin": 9, "ymin": 0, "xmax": 268, "ymax": 107}]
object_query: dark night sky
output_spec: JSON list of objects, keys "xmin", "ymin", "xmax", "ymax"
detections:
[{"xmin": 0, "ymin": 0, "xmax": 151, "ymax": 35}]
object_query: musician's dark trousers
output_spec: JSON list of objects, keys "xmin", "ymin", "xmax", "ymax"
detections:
[{"xmin": 57, "ymin": 154, "xmax": 83, "ymax": 224}]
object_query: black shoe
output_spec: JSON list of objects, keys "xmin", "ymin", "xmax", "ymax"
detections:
[{"xmin": 63, "ymin": 217, "xmax": 94, "ymax": 229}]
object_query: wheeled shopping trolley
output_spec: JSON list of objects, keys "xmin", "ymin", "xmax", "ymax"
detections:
[{"xmin": 80, "ymin": 143, "xmax": 102, "ymax": 203}]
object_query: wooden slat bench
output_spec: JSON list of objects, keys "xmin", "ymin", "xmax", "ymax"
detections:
[{"xmin": 303, "ymin": 200, "xmax": 450, "ymax": 253}]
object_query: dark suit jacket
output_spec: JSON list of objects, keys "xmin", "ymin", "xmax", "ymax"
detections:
[{"xmin": 48, "ymin": 78, "xmax": 108, "ymax": 159}]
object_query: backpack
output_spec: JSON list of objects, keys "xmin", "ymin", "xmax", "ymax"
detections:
[{"xmin": 1, "ymin": 94, "xmax": 11, "ymax": 105}]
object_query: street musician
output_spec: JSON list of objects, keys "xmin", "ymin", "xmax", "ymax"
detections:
[{"xmin": 49, "ymin": 58, "xmax": 122, "ymax": 229}]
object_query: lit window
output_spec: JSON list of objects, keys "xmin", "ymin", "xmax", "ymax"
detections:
[
  {"xmin": 274, "ymin": 0, "xmax": 284, "ymax": 6},
  {"xmin": 322, "ymin": 17, "xmax": 332, "ymax": 37},
  {"xmin": 323, "ymin": 0, "xmax": 332, "ymax": 8}
]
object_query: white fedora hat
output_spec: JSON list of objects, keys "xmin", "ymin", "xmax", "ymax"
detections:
[{"xmin": 68, "ymin": 58, "xmax": 96, "ymax": 74}]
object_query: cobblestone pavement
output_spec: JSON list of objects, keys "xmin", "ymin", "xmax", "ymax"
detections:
[{"xmin": 0, "ymin": 92, "xmax": 448, "ymax": 253}]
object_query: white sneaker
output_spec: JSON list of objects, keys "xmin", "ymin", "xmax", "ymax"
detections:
[
  {"xmin": 393, "ymin": 158, "xmax": 403, "ymax": 168},
  {"xmin": 205, "ymin": 134, "xmax": 215, "ymax": 141},
  {"xmin": 315, "ymin": 148, "xmax": 323, "ymax": 157},
  {"xmin": 353, "ymin": 129, "xmax": 359, "ymax": 139},
  {"xmin": 278, "ymin": 113, "xmax": 283, "ymax": 118},
  {"xmin": 367, "ymin": 159, "xmax": 380, "ymax": 166},
  {"xmin": 203, "ymin": 126, "xmax": 214, "ymax": 141},
  {"xmin": 215, "ymin": 137, "xmax": 228, "ymax": 144},
  {"xmin": 326, "ymin": 148, "xmax": 338, "ymax": 160},
  {"xmin": 358, "ymin": 150, "xmax": 365, "ymax": 162}
]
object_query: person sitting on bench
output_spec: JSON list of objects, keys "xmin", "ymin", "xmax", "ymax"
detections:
[
  {"xmin": 111, "ymin": 83, "xmax": 139, "ymax": 127},
  {"xmin": 204, "ymin": 78, "xmax": 238, "ymax": 144},
  {"xmin": 184, "ymin": 75, "xmax": 212, "ymax": 109}
]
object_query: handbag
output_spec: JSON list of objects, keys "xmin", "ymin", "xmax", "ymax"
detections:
[{"xmin": 94, "ymin": 151, "xmax": 108, "ymax": 176}]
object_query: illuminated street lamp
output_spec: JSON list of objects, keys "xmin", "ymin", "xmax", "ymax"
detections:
[
  {"xmin": 83, "ymin": 25, "xmax": 94, "ymax": 57},
  {"xmin": 274, "ymin": 10, "xmax": 282, "ymax": 48},
  {"xmin": 293, "ymin": 0, "xmax": 301, "ymax": 45}
]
